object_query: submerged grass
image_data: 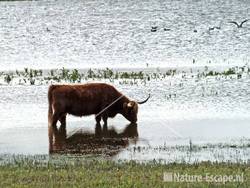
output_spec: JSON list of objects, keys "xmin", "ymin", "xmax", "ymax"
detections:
[{"xmin": 0, "ymin": 157, "xmax": 249, "ymax": 187}]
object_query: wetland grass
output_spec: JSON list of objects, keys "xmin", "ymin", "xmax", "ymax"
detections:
[
  {"xmin": 0, "ymin": 66, "xmax": 249, "ymax": 85},
  {"xmin": 0, "ymin": 156, "xmax": 249, "ymax": 187}
]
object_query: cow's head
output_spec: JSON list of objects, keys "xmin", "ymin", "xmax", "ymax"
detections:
[{"xmin": 122, "ymin": 94, "xmax": 150, "ymax": 123}]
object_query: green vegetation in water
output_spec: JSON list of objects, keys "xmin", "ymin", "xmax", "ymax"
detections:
[
  {"xmin": 4, "ymin": 74, "xmax": 12, "ymax": 84},
  {"xmin": 131, "ymin": 141, "xmax": 250, "ymax": 155},
  {"xmin": 202, "ymin": 66, "xmax": 250, "ymax": 79},
  {"xmin": 1, "ymin": 66, "xmax": 250, "ymax": 85},
  {"xmin": 0, "ymin": 157, "xmax": 249, "ymax": 187}
]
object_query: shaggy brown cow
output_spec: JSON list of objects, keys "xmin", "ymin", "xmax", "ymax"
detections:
[{"xmin": 48, "ymin": 83, "xmax": 150, "ymax": 129}]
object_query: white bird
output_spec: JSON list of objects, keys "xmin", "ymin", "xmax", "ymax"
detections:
[{"xmin": 228, "ymin": 19, "xmax": 249, "ymax": 28}]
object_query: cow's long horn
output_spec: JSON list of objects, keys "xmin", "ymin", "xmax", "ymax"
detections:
[{"xmin": 137, "ymin": 94, "xmax": 150, "ymax": 104}]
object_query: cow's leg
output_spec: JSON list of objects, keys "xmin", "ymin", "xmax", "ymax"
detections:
[
  {"xmin": 59, "ymin": 114, "xmax": 66, "ymax": 129},
  {"xmin": 48, "ymin": 124, "xmax": 53, "ymax": 153},
  {"xmin": 95, "ymin": 122, "xmax": 102, "ymax": 138},
  {"xmin": 49, "ymin": 102, "xmax": 64, "ymax": 153},
  {"xmin": 102, "ymin": 115, "xmax": 108, "ymax": 126},
  {"xmin": 95, "ymin": 115, "xmax": 101, "ymax": 125},
  {"xmin": 102, "ymin": 116, "xmax": 108, "ymax": 135},
  {"xmin": 55, "ymin": 118, "xmax": 67, "ymax": 150},
  {"xmin": 58, "ymin": 114, "xmax": 66, "ymax": 142},
  {"xmin": 50, "ymin": 112, "xmax": 66, "ymax": 151},
  {"xmin": 51, "ymin": 113, "xmax": 60, "ymax": 140},
  {"xmin": 51, "ymin": 112, "xmax": 61, "ymax": 130},
  {"xmin": 49, "ymin": 111, "xmax": 59, "ymax": 153},
  {"xmin": 49, "ymin": 118, "xmax": 59, "ymax": 153}
]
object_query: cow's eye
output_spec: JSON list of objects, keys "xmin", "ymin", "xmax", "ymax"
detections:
[
  {"xmin": 127, "ymin": 108, "xmax": 132, "ymax": 113},
  {"xmin": 128, "ymin": 108, "xmax": 134, "ymax": 113}
]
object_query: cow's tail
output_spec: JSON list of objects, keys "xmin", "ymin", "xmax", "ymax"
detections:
[
  {"xmin": 48, "ymin": 85, "xmax": 56, "ymax": 153},
  {"xmin": 48, "ymin": 85, "xmax": 55, "ymax": 127}
]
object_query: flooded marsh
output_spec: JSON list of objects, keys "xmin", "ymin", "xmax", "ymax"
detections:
[
  {"xmin": 0, "ymin": 0, "xmax": 249, "ymax": 165},
  {"xmin": 0, "ymin": 67, "xmax": 249, "ymax": 163}
]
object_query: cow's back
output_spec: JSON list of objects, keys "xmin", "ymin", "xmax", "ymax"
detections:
[{"xmin": 48, "ymin": 83, "xmax": 122, "ymax": 116}]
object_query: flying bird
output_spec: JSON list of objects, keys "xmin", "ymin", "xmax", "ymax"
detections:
[
  {"xmin": 164, "ymin": 28, "xmax": 171, "ymax": 31},
  {"xmin": 228, "ymin": 19, "xmax": 249, "ymax": 28},
  {"xmin": 208, "ymin": 26, "xmax": 221, "ymax": 31},
  {"xmin": 151, "ymin": 26, "xmax": 157, "ymax": 32}
]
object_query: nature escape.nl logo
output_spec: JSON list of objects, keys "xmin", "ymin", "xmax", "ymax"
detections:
[{"xmin": 163, "ymin": 172, "xmax": 244, "ymax": 184}]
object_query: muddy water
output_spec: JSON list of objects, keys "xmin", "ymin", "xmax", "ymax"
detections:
[{"xmin": 0, "ymin": 73, "xmax": 250, "ymax": 163}]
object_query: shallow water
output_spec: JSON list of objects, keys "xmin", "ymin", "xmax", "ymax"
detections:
[
  {"xmin": 0, "ymin": 0, "xmax": 249, "ymax": 163},
  {"xmin": 0, "ymin": 72, "xmax": 250, "ymax": 162},
  {"xmin": 0, "ymin": 0, "xmax": 250, "ymax": 70}
]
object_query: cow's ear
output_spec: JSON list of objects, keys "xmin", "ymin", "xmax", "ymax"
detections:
[{"xmin": 127, "ymin": 102, "xmax": 133, "ymax": 108}]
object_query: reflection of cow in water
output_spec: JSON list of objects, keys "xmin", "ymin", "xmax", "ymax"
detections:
[
  {"xmin": 48, "ymin": 83, "xmax": 149, "ymax": 152},
  {"xmin": 49, "ymin": 123, "xmax": 138, "ymax": 156}
]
